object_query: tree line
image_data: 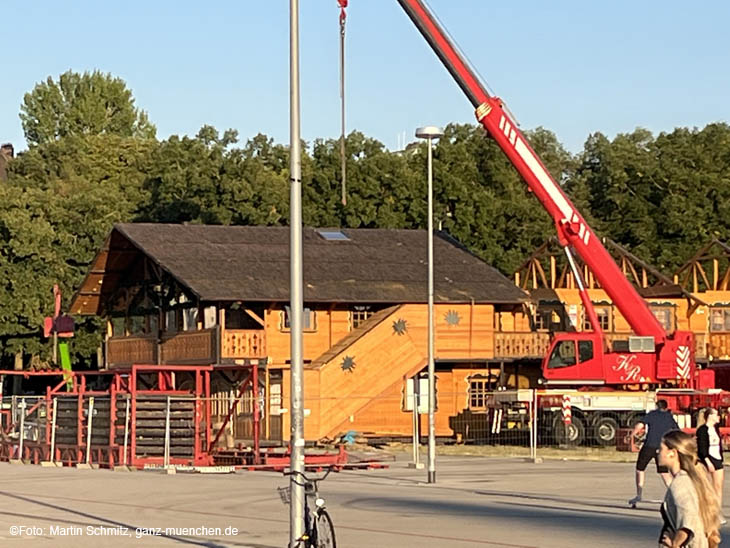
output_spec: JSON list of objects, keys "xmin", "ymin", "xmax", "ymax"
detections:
[{"xmin": 2, "ymin": 70, "xmax": 730, "ymax": 367}]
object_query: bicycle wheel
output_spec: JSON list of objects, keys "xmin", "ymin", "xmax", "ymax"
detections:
[{"xmin": 314, "ymin": 509, "xmax": 336, "ymax": 548}]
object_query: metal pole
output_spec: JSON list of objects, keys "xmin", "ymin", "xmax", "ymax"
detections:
[
  {"xmin": 18, "ymin": 399, "xmax": 26, "ymax": 461},
  {"xmin": 427, "ymin": 135, "xmax": 436, "ymax": 484},
  {"xmin": 289, "ymin": 0, "xmax": 305, "ymax": 544},
  {"xmin": 339, "ymin": 7, "xmax": 347, "ymax": 206},
  {"xmin": 85, "ymin": 397, "xmax": 94, "ymax": 465},
  {"xmin": 164, "ymin": 396, "xmax": 171, "ymax": 468},
  {"xmin": 123, "ymin": 397, "xmax": 130, "ymax": 466},
  {"xmin": 531, "ymin": 389, "xmax": 536, "ymax": 461},
  {"xmin": 50, "ymin": 398, "xmax": 58, "ymax": 464},
  {"xmin": 411, "ymin": 386, "xmax": 420, "ymax": 467}
]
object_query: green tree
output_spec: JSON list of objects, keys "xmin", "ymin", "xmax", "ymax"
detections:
[
  {"xmin": 141, "ymin": 127, "xmax": 289, "ymax": 226},
  {"xmin": 20, "ymin": 70, "xmax": 156, "ymax": 146}
]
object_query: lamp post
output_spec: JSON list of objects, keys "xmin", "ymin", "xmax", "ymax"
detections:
[
  {"xmin": 289, "ymin": 0, "xmax": 305, "ymax": 545},
  {"xmin": 415, "ymin": 125, "xmax": 443, "ymax": 484}
]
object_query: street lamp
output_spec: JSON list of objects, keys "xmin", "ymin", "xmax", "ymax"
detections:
[{"xmin": 415, "ymin": 125, "xmax": 443, "ymax": 484}]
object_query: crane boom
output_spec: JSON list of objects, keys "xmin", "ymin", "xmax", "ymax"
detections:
[{"xmin": 395, "ymin": 0, "xmax": 665, "ymax": 341}]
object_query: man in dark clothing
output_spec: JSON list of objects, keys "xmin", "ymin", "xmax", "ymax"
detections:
[{"xmin": 628, "ymin": 399, "xmax": 679, "ymax": 508}]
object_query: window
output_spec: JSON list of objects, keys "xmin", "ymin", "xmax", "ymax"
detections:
[
  {"xmin": 317, "ymin": 229, "xmax": 350, "ymax": 241},
  {"xmin": 129, "ymin": 315, "xmax": 146, "ymax": 335},
  {"xmin": 183, "ymin": 307, "xmax": 199, "ymax": 331},
  {"xmin": 651, "ymin": 306, "xmax": 675, "ymax": 332},
  {"xmin": 203, "ymin": 306, "xmax": 217, "ymax": 329},
  {"xmin": 111, "ymin": 317, "xmax": 126, "ymax": 337},
  {"xmin": 710, "ymin": 308, "xmax": 730, "ymax": 332},
  {"xmin": 578, "ymin": 340, "xmax": 593, "ymax": 363},
  {"xmin": 548, "ymin": 340, "xmax": 576, "ymax": 369},
  {"xmin": 282, "ymin": 306, "xmax": 316, "ymax": 331},
  {"xmin": 351, "ymin": 305, "xmax": 373, "ymax": 329},
  {"xmin": 165, "ymin": 309, "xmax": 179, "ymax": 333},
  {"xmin": 149, "ymin": 314, "xmax": 159, "ymax": 334},
  {"xmin": 468, "ymin": 379, "xmax": 490, "ymax": 410},
  {"xmin": 583, "ymin": 306, "xmax": 610, "ymax": 331},
  {"xmin": 534, "ymin": 308, "xmax": 563, "ymax": 332}
]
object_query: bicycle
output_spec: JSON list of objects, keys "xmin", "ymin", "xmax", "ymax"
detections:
[{"xmin": 278, "ymin": 468, "xmax": 337, "ymax": 548}]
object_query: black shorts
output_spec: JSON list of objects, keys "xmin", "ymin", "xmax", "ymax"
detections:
[
  {"xmin": 636, "ymin": 444, "xmax": 668, "ymax": 473},
  {"xmin": 703, "ymin": 456, "xmax": 723, "ymax": 470}
]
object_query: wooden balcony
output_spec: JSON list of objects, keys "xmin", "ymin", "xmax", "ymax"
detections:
[
  {"xmin": 494, "ymin": 332, "xmax": 551, "ymax": 359},
  {"xmin": 221, "ymin": 329, "xmax": 266, "ymax": 359},
  {"xmin": 106, "ymin": 328, "xmax": 266, "ymax": 368}
]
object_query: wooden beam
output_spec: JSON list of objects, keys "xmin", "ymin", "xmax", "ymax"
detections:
[
  {"xmin": 550, "ymin": 256, "xmax": 556, "ymax": 289},
  {"xmin": 245, "ymin": 308, "xmax": 265, "ymax": 327}
]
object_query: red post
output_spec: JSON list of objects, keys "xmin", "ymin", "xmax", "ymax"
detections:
[
  {"xmin": 130, "ymin": 366, "xmax": 137, "ymax": 468},
  {"xmin": 45, "ymin": 386, "xmax": 52, "ymax": 445},
  {"xmin": 194, "ymin": 369, "xmax": 202, "ymax": 464},
  {"xmin": 77, "ymin": 376, "xmax": 85, "ymax": 463},
  {"xmin": 205, "ymin": 371, "xmax": 211, "ymax": 462},
  {"xmin": 109, "ymin": 383, "xmax": 117, "ymax": 468},
  {"xmin": 253, "ymin": 361, "xmax": 260, "ymax": 465}
]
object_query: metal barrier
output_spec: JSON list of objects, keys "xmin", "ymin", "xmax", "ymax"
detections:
[{"xmin": 0, "ymin": 363, "xmax": 263, "ymax": 469}]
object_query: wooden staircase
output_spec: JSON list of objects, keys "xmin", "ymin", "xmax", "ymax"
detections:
[{"xmin": 306, "ymin": 305, "xmax": 428, "ymax": 440}]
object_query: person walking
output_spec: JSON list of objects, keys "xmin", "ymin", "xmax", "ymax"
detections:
[
  {"xmin": 629, "ymin": 399, "xmax": 679, "ymax": 508},
  {"xmin": 696, "ymin": 408, "xmax": 725, "ymax": 522},
  {"xmin": 657, "ymin": 430, "xmax": 721, "ymax": 548}
]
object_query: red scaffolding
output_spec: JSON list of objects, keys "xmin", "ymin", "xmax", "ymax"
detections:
[{"xmin": 0, "ymin": 362, "xmax": 262, "ymax": 468}]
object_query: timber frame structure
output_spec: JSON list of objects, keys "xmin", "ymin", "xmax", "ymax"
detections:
[{"xmin": 65, "ymin": 223, "xmax": 534, "ymax": 442}]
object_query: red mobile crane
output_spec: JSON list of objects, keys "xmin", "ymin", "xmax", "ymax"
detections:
[
  {"xmin": 394, "ymin": 0, "xmax": 708, "ymax": 390},
  {"xmin": 390, "ymin": 1, "xmax": 728, "ymax": 444}
]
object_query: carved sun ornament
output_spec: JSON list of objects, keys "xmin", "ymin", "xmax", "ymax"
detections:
[
  {"xmin": 393, "ymin": 318, "xmax": 408, "ymax": 335},
  {"xmin": 445, "ymin": 310, "xmax": 461, "ymax": 326},
  {"xmin": 341, "ymin": 355, "xmax": 356, "ymax": 373}
]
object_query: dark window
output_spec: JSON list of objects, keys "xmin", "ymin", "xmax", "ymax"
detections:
[
  {"xmin": 351, "ymin": 305, "xmax": 373, "ymax": 329},
  {"xmin": 129, "ymin": 315, "xmax": 146, "ymax": 335},
  {"xmin": 578, "ymin": 340, "xmax": 593, "ymax": 363},
  {"xmin": 225, "ymin": 306, "xmax": 263, "ymax": 330},
  {"xmin": 535, "ymin": 307, "xmax": 564, "ymax": 332},
  {"xmin": 583, "ymin": 306, "xmax": 610, "ymax": 331},
  {"xmin": 548, "ymin": 340, "xmax": 576, "ymax": 369},
  {"xmin": 710, "ymin": 308, "xmax": 730, "ymax": 332},
  {"xmin": 469, "ymin": 379, "xmax": 489, "ymax": 409},
  {"xmin": 111, "ymin": 317, "xmax": 125, "ymax": 337},
  {"xmin": 651, "ymin": 306, "xmax": 675, "ymax": 331}
]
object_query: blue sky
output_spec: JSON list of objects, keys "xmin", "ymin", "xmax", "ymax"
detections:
[{"xmin": 3, "ymin": 1, "xmax": 729, "ymax": 154}]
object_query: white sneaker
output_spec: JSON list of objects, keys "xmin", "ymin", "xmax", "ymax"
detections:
[
  {"xmin": 720, "ymin": 517, "xmax": 727, "ymax": 525},
  {"xmin": 628, "ymin": 496, "xmax": 641, "ymax": 508}
]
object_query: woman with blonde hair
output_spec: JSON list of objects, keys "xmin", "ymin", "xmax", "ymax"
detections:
[
  {"xmin": 658, "ymin": 430, "xmax": 721, "ymax": 548},
  {"xmin": 696, "ymin": 408, "xmax": 725, "ymax": 511}
]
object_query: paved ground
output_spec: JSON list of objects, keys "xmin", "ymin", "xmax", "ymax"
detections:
[{"xmin": 0, "ymin": 455, "xmax": 727, "ymax": 547}]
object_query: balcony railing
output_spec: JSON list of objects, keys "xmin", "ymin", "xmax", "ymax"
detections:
[
  {"xmin": 106, "ymin": 328, "xmax": 266, "ymax": 368},
  {"xmin": 494, "ymin": 332, "xmax": 551, "ymax": 359},
  {"xmin": 222, "ymin": 329, "xmax": 266, "ymax": 359}
]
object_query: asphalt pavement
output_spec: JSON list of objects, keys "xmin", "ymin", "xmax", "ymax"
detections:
[{"xmin": 0, "ymin": 455, "xmax": 726, "ymax": 547}]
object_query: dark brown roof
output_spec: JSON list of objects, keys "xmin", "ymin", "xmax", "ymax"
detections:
[{"xmin": 72, "ymin": 223, "xmax": 527, "ymax": 315}]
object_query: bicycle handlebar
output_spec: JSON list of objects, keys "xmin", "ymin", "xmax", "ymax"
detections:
[{"xmin": 282, "ymin": 467, "xmax": 336, "ymax": 483}]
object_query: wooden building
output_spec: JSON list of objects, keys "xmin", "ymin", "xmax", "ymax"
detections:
[
  {"xmin": 508, "ymin": 238, "xmax": 730, "ymax": 378},
  {"xmin": 70, "ymin": 223, "xmax": 531, "ymax": 442}
]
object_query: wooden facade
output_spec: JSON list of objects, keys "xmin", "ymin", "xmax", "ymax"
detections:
[
  {"xmin": 510, "ymin": 237, "xmax": 730, "ymax": 368},
  {"xmin": 71, "ymin": 224, "xmax": 531, "ymax": 442}
]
